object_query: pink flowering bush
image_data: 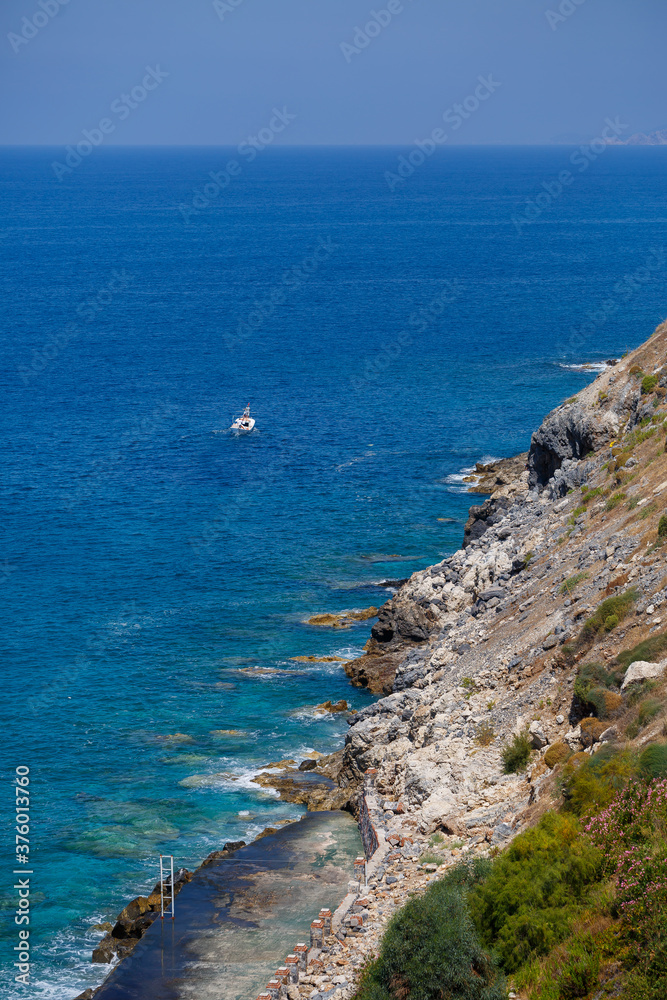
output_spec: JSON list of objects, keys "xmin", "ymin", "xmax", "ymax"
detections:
[
  {"xmin": 584, "ymin": 777, "xmax": 667, "ymax": 872},
  {"xmin": 586, "ymin": 777, "xmax": 667, "ymax": 986},
  {"xmin": 614, "ymin": 843, "xmax": 667, "ymax": 925}
]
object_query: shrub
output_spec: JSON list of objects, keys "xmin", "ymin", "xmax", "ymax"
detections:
[
  {"xmin": 475, "ymin": 721, "xmax": 496, "ymax": 747},
  {"xmin": 356, "ymin": 860, "xmax": 505, "ymax": 1000},
  {"xmin": 585, "ymin": 687, "xmax": 622, "ymax": 719},
  {"xmin": 659, "ymin": 514, "xmax": 667, "ymax": 538},
  {"xmin": 642, "ymin": 374, "xmax": 659, "ymax": 394},
  {"xmin": 639, "ymin": 743, "xmax": 667, "ymax": 780},
  {"xmin": 501, "ymin": 731, "xmax": 533, "ymax": 773},
  {"xmin": 562, "ymin": 744, "xmax": 637, "ymax": 817},
  {"xmin": 605, "ymin": 491, "xmax": 627, "ymax": 511},
  {"xmin": 604, "ymin": 613, "xmax": 619, "ymax": 630},
  {"xmin": 629, "ymin": 365, "xmax": 643, "ymax": 375},
  {"xmin": 578, "ymin": 590, "xmax": 639, "ymax": 648},
  {"xmin": 468, "ymin": 812, "xmax": 603, "ymax": 973},
  {"xmin": 638, "ymin": 697, "xmax": 662, "ymax": 727},
  {"xmin": 616, "ymin": 629, "xmax": 667, "ymax": 669},
  {"xmin": 560, "ymin": 572, "xmax": 588, "ymax": 596},
  {"xmin": 573, "ymin": 662, "xmax": 624, "ymax": 715},
  {"xmin": 557, "ymin": 948, "xmax": 601, "ymax": 999},
  {"xmin": 580, "ymin": 718, "xmax": 608, "ymax": 747},
  {"xmin": 545, "ymin": 741, "xmax": 572, "ymax": 769}
]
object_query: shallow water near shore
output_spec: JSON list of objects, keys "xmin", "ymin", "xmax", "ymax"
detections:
[
  {"xmin": 2, "ymin": 145, "xmax": 667, "ymax": 997},
  {"xmin": 95, "ymin": 812, "xmax": 361, "ymax": 1000}
]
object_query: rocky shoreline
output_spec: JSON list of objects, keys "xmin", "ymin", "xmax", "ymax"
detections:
[
  {"xmin": 77, "ymin": 321, "xmax": 667, "ymax": 1000},
  {"xmin": 258, "ymin": 321, "xmax": 667, "ymax": 1000}
]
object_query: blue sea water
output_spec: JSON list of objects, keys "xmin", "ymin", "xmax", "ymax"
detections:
[{"xmin": 1, "ymin": 145, "xmax": 666, "ymax": 998}]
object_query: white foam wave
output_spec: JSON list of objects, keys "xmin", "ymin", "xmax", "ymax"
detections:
[{"xmin": 557, "ymin": 361, "xmax": 611, "ymax": 372}]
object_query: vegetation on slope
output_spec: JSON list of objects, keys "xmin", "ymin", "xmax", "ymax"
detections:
[{"xmin": 355, "ymin": 744, "xmax": 667, "ymax": 1000}]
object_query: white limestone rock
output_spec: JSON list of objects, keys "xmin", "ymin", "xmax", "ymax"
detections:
[{"xmin": 621, "ymin": 658, "xmax": 667, "ymax": 691}]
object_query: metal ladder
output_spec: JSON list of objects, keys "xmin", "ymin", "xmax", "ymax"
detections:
[{"xmin": 159, "ymin": 854, "xmax": 176, "ymax": 920}]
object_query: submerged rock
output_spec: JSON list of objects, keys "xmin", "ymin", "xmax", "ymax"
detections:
[{"xmin": 307, "ymin": 607, "xmax": 378, "ymax": 628}]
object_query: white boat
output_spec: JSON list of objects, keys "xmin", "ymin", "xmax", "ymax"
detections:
[{"xmin": 230, "ymin": 404, "xmax": 256, "ymax": 432}]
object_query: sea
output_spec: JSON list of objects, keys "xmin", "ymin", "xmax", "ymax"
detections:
[{"xmin": 1, "ymin": 145, "xmax": 666, "ymax": 998}]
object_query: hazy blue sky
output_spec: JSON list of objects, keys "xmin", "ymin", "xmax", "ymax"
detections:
[{"xmin": 2, "ymin": 0, "xmax": 665, "ymax": 145}]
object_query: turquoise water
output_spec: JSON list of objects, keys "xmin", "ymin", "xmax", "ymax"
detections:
[{"xmin": 1, "ymin": 146, "xmax": 666, "ymax": 997}]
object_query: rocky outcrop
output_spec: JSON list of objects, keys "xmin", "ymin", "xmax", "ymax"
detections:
[
  {"xmin": 463, "ymin": 495, "xmax": 513, "ymax": 546},
  {"xmin": 527, "ymin": 401, "xmax": 618, "ymax": 490},
  {"xmin": 252, "ymin": 749, "xmax": 356, "ymax": 811},
  {"xmin": 92, "ymin": 869, "xmax": 193, "ymax": 965},
  {"xmin": 337, "ymin": 319, "xmax": 667, "ymax": 854},
  {"xmin": 344, "ymin": 651, "xmax": 401, "ymax": 694},
  {"xmin": 465, "ymin": 453, "xmax": 528, "ymax": 493},
  {"xmin": 370, "ymin": 596, "xmax": 432, "ymax": 649},
  {"xmin": 307, "ymin": 607, "xmax": 378, "ymax": 628}
]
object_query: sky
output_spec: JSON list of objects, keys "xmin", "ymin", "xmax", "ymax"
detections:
[{"xmin": 1, "ymin": 0, "xmax": 666, "ymax": 145}]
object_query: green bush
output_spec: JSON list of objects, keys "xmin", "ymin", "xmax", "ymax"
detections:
[
  {"xmin": 557, "ymin": 948, "xmax": 600, "ymax": 999},
  {"xmin": 604, "ymin": 613, "xmax": 619, "ymax": 631},
  {"xmin": 638, "ymin": 697, "xmax": 662, "ymax": 727},
  {"xmin": 616, "ymin": 630, "xmax": 667, "ymax": 669},
  {"xmin": 562, "ymin": 744, "xmax": 637, "ymax": 817},
  {"xmin": 605, "ymin": 492, "xmax": 627, "ymax": 511},
  {"xmin": 578, "ymin": 590, "xmax": 639, "ymax": 648},
  {"xmin": 573, "ymin": 663, "xmax": 624, "ymax": 715},
  {"xmin": 355, "ymin": 860, "xmax": 505, "ymax": 1000},
  {"xmin": 468, "ymin": 812, "xmax": 603, "ymax": 973},
  {"xmin": 659, "ymin": 514, "xmax": 667, "ymax": 538},
  {"xmin": 560, "ymin": 572, "xmax": 588, "ymax": 596},
  {"xmin": 642, "ymin": 374, "xmax": 659, "ymax": 394},
  {"xmin": 639, "ymin": 742, "xmax": 667, "ymax": 780},
  {"xmin": 585, "ymin": 686, "xmax": 622, "ymax": 719},
  {"xmin": 501, "ymin": 731, "xmax": 533, "ymax": 773}
]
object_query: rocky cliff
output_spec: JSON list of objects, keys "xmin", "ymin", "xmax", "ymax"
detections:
[{"xmin": 340, "ymin": 319, "xmax": 667, "ymax": 842}]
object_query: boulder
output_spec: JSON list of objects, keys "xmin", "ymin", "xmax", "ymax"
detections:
[
  {"xmin": 463, "ymin": 496, "xmax": 512, "ymax": 546},
  {"xmin": 491, "ymin": 822, "xmax": 514, "ymax": 844},
  {"xmin": 528, "ymin": 722, "xmax": 548, "ymax": 750},
  {"xmin": 314, "ymin": 700, "xmax": 348, "ymax": 713},
  {"xmin": 92, "ymin": 934, "xmax": 117, "ymax": 964},
  {"xmin": 418, "ymin": 787, "xmax": 459, "ymax": 833},
  {"xmin": 479, "ymin": 587, "xmax": 506, "ymax": 602},
  {"xmin": 115, "ymin": 896, "xmax": 151, "ymax": 925},
  {"xmin": 621, "ymin": 658, "xmax": 667, "ymax": 691},
  {"xmin": 370, "ymin": 596, "xmax": 432, "ymax": 648},
  {"xmin": 344, "ymin": 652, "xmax": 400, "ymax": 694}
]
